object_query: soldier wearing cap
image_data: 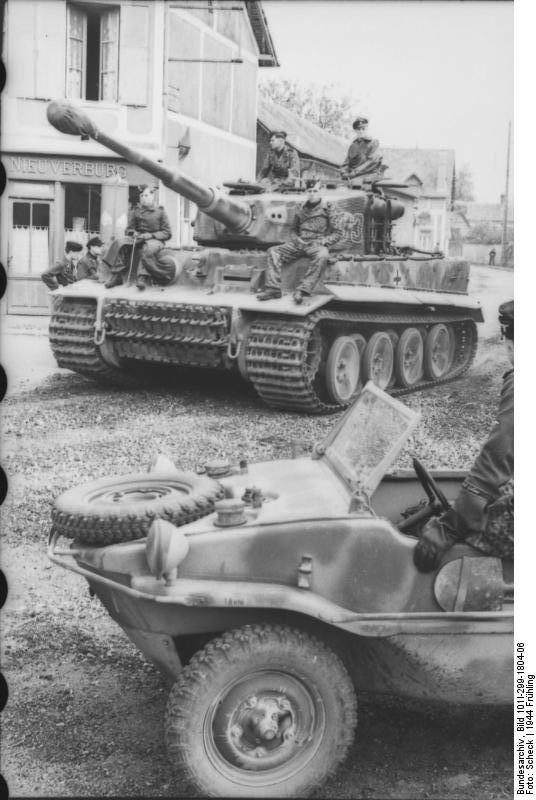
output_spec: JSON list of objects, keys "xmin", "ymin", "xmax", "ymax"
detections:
[
  {"xmin": 340, "ymin": 117, "xmax": 383, "ymax": 181},
  {"xmin": 41, "ymin": 240, "xmax": 83, "ymax": 290},
  {"xmin": 104, "ymin": 185, "xmax": 174, "ymax": 290},
  {"xmin": 258, "ymin": 131, "xmax": 301, "ymax": 189},
  {"xmin": 257, "ymin": 181, "xmax": 341, "ymax": 304},
  {"xmin": 414, "ymin": 300, "xmax": 514, "ymax": 572},
  {"xmin": 76, "ymin": 236, "xmax": 104, "ymax": 281}
]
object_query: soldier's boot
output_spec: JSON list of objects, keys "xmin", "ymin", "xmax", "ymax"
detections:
[
  {"xmin": 293, "ymin": 289, "xmax": 311, "ymax": 305},
  {"xmin": 257, "ymin": 288, "xmax": 282, "ymax": 301},
  {"xmin": 104, "ymin": 272, "xmax": 124, "ymax": 289},
  {"xmin": 136, "ymin": 274, "xmax": 152, "ymax": 291}
]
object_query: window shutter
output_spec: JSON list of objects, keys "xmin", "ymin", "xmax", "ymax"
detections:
[
  {"xmin": 66, "ymin": 4, "xmax": 86, "ymax": 99},
  {"xmin": 119, "ymin": 4, "xmax": 150, "ymax": 106},
  {"xmin": 100, "ymin": 8, "xmax": 119, "ymax": 102}
]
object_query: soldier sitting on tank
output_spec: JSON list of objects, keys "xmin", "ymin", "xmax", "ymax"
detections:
[
  {"xmin": 414, "ymin": 300, "xmax": 514, "ymax": 573},
  {"xmin": 41, "ymin": 240, "xmax": 83, "ymax": 290},
  {"xmin": 257, "ymin": 130, "xmax": 301, "ymax": 190},
  {"xmin": 75, "ymin": 236, "xmax": 103, "ymax": 281},
  {"xmin": 340, "ymin": 117, "xmax": 384, "ymax": 182},
  {"xmin": 103, "ymin": 185, "xmax": 174, "ymax": 291},
  {"xmin": 257, "ymin": 181, "xmax": 341, "ymax": 305}
]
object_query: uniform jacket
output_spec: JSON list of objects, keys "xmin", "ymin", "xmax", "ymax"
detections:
[
  {"xmin": 259, "ymin": 144, "xmax": 300, "ymax": 181},
  {"xmin": 452, "ymin": 368, "xmax": 514, "ymax": 533},
  {"xmin": 41, "ymin": 255, "xmax": 78, "ymax": 289},
  {"xmin": 292, "ymin": 199, "xmax": 341, "ymax": 247},
  {"xmin": 341, "ymin": 135, "xmax": 379, "ymax": 172},
  {"xmin": 76, "ymin": 251, "xmax": 100, "ymax": 281},
  {"xmin": 126, "ymin": 205, "xmax": 172, "ymax": 241},
  {"xmin": 463, "ymin": 368, "xmax": 514, "ymax": 500}
]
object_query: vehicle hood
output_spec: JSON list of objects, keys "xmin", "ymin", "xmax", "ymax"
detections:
[{"xmin": 186, "ymin": 457, "xmax": 351, "ymax": 534}]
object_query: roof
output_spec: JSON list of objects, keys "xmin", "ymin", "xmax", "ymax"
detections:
[
  {"xmin": 463, "ymin": 202, "xmax": 514, "ymax": 223},
  {"xmin": 245, "ymin": 2, "xmax": 279, "ymax": 67},
  {"xmin": 379, "ymin": 148, "xmax": 455, "ymax": 197},
  {"xmin": 258, "ymin": 97, "xmax": 347, "ymax": 164}
]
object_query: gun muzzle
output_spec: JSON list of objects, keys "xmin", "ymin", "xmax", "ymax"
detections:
[{"xmin": 47, "ymin": 101, "xmax": 98, "ymax": 138}]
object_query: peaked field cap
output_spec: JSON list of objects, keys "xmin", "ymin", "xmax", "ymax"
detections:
[
  {"xmin": 270, "ymin": 130, "xmax": 287, "ymax": 139},
  {"xmin": 65, "ymin": 240, "xmax": 83, "ymax": 252},
  {"xmin": 352, "ymin": 116, "xmax": 369, "ymax": 129},
  {"xmin": 87, "ymin": 236, "xmax": 104, "ymax": 248},
  {"xmin": 498, "ymin": 299, "xmax": 514, "ymax": 339}
]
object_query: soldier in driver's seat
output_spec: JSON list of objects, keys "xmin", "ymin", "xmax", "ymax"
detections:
[{"xmin": 414, "ymin": 300, "xmax": 514, "ymax": 572}]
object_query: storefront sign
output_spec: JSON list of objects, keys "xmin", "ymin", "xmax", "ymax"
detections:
[{"xmin": 5, "ymin": 155, "xmax": 128, "ymax": 180}]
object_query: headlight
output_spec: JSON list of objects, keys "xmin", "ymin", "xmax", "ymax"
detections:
[{"xmin": 145, "ymin": 519, "xmax": 189, "ymax": 584}]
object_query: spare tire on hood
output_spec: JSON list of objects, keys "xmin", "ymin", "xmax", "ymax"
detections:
[{"xmin": 52, "ymin": 472, "xmax": 225, "ymax": 546}]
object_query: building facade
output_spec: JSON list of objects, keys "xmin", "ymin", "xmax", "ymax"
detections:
[{"xmin": 1, "ymin": 0, "xmax": 277, "ymax": 314}]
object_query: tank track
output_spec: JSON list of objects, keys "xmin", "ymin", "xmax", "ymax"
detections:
[
  {"xmin": 245, "ymin": 309, "xmax": 478, "ymax": 413},
  {"xmin": 49, "ymin": 298, "xmax": 140, "ymax": 386},
  {"xmin": 103, "ymin": 299, "xmax": 230, "ymax": 369}
]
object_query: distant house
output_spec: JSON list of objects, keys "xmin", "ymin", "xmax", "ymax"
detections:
[
  {"xmin": 459, "ymin": 201, "xmax": 514, "ymax": 266},
  {"xmin": 378, "ymin": 148, "xmax": 455, "ymax": 253},
  {"xmin": 256, "ymin": 97, "xmax": 346, "ymax": 182}
]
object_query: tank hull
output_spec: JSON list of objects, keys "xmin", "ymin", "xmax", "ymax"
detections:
[{"xmin": 50, "ymin": 250, "xmax": 482, "ymax": 411}]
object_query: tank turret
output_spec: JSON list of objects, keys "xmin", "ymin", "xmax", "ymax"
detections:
[
  {"xmin": 46, "ymin": 101, "xmax": 483, "ymax": 414},
  {"xmin": 47, "ymin": 101, "xmax": 403, "ymax": 252}
]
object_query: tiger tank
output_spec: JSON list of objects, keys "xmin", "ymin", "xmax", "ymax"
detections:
[{"xmin": 46, "ymin": 101, "xmax": 483, "ymax": 413}]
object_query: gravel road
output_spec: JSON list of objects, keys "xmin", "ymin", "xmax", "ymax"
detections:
[{"xmin": 1, "ymin": 336, "xmax": 513, "ymax": 798}]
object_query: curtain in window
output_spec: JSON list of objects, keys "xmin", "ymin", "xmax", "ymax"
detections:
[
  {"xmin": 67, "ymin": 4, "xmax": 86, "ymax": 99},
  {"xmin": 101, "ymin": 9, "xmax": 119, "ymax": 102}
]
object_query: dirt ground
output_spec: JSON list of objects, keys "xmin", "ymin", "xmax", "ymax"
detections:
[{"xmin": 1, "ymin": 339, "xmax": 513, "ymax": 798}]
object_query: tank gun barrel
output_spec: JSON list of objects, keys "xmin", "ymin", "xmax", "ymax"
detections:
[{"xmin": 46, "ymin": 101, "xmax": 252, "ymax": 233}]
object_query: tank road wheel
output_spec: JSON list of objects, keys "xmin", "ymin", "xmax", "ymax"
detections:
[
  {"xmin": 351, "ymin": 333, "xmax": 367, "ymax": 357},
  {"xmin": 165, "ymin": 624, "xmax": 357, "ymax": 799},
  {"xmin": 52, "ymin": 472, "xmax": 224, "ymax": 546},
  {"xmin": 424, "ymin": 324, "xmax": 455, "ymax": 380},
  {"xmin": 362, "ymin": 331, "xmax": 394, "ymax": 390},
  {"xmin": 395, "ymin": 327, "xmax": 424, "ymax": 388},
  {"xmin": 325, "ymin": 336, "xmax": 361, "ymax": 405}
]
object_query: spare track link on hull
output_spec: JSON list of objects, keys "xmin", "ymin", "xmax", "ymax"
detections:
[
  {"xmin": 49, "ymin": 298, "xmax": 138, "ymax": 386},
  {"xmin": 103, "ymin": 300, "xmax": 230, "ymax": 369},
  {"xmin": 245, "ymin": 310, "xmax": 478, "ymax": 414}
]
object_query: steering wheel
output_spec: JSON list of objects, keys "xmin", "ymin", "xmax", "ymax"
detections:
[
  {"xmin": 397, "ymin": 458, "xmax": 450, "ymax": 534},
  {"xmin": 412, "ymin": 457, "xmax": 450, "ymax": 512}
]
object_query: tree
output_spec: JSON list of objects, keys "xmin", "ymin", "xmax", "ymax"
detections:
[
  {"xmin": 259, "ymin": 78, "xmax": 357, "ymax": 137},
  {"xmin": 454, "ymin": 163, "xmax": 475, "ymax": 202}
]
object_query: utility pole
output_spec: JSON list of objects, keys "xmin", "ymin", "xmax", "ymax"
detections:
[{"xmin": 500, "ymin": 121, "xmax": 511, "ymax": 268}]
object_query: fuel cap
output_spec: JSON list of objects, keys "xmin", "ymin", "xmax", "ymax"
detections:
[
  {"xmin": 206, "ymin": 459, "xmax": 231, "ymax": 478},
  {"xmin": 214, "ymin": 499, "xmax": 247, "ymax": 527}
]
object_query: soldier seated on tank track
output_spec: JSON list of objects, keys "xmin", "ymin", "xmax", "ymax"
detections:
[
  {"xmin": 103, "ymin": 185, "xmax": 175, "ymax": 291},
  {"xmin": 257, "ymin": 182, "xmax": 342, "ymax": 305},
  {"xmin": 414, "ymin": 301, "xmax": 514, "ymax": 572},
  {"xmin": 257, "ymin": 130, "xmax": 301, "ymax": 191}
]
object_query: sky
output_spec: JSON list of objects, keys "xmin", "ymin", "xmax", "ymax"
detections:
[{"xmin": 261, "ymin": 0, "xmax": 513, "ymax": 203}]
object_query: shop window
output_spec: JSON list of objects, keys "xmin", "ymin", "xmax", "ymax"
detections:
[
  {"xmin": 67, "ymin": 3, "xmax": 119, "ymax": 102},
  {"xmin": 64, "ymin": 184, "xmax": 101, "ymax": 245},
  {"xmin": 181, "ymin": 198, "xmax": 195, "ymax": 246}
]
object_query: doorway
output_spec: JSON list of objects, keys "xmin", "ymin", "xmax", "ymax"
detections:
[{"xmin": 7, "ymin": 198, "xmax": 53, "ymax": 313}]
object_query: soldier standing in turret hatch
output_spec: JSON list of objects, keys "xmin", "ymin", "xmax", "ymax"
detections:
[
  {"xmin": 257, "ymin": 182, "xmax": 341, "ymax": 304},
  {"xmin": 340, "ymin": 116, "xmax": 384, "ymax": 182},
  {"xmin": 257, "ymin": 131, "xmax": 301, "ymax": 190},
  {"xmin": 103, "ymin": 185, "xmax": 174, "ymax": 290}
]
